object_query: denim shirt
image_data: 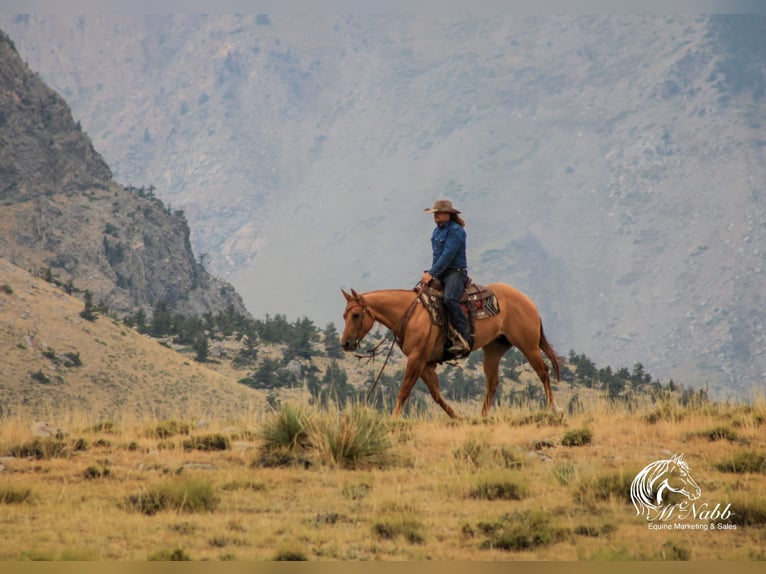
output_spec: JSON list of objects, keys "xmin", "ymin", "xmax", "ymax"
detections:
[{"xmin": 428, "ymin": 219, "xmax": 467, "ymax": 278}]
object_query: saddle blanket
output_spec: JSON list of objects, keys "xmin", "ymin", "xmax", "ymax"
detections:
[{"xmin": 418, "ymin": 281, "xmax": 500, "ymax": 329}]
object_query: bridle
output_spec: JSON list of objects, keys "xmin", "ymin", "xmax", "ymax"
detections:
[{"xmin": 342, "ymin": 300, "xmax": 377, "ymax": 353}]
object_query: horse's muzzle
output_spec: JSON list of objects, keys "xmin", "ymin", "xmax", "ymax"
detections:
[{"xmin": 341, "ymin": 339, "xmax": 358, "ymax": 352}]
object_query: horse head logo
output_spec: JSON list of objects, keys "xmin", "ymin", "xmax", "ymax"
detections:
[{"xmin": 630, "ymin": 453, "xmax": 701, "ymax": 521}]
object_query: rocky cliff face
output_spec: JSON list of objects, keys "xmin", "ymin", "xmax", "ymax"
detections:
[
  {"xmin": 3, "ymin": 15, "xmax": 765, "ymax": 397},
  {"xmin": 0, "ymin": 30, "xmax": 247, "ymax": 317}
]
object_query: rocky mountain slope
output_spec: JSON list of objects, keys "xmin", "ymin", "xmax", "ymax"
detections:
[
  {"xmin": 2, "ymin": 15, "xmax": 765, "ymax": 397},
  {"xmin": 0, "ymin": 29, "xmax": 247, "ymax": 318}
]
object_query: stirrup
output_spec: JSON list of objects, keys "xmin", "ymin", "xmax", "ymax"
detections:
[{"xmin": 447, "ymin": 333, "xmax": 471, "ymax": 357}]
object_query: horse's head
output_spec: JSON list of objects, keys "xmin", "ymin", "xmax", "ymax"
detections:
[
  {"xmin": 659, "ymin": 453, "xmax": 701, "ymax": 503},
  {"xmin": 340, "ymin": 289, "xmax": 376, "ymax": 352}
]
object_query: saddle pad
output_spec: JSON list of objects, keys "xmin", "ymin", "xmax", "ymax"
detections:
[{"xmin": 419, "ymin": 283, "xmax": 500, "ymax": 327}]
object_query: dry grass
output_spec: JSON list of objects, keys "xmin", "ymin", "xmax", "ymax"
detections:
[
  {"xmin": 1, "ymin": 396, "xmax": 765, "ymax": 561},
  {"xmin": 0, "ymin": 258, "xmax": 266, "ymax": 421}
]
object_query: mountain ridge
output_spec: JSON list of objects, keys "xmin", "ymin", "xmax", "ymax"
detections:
[{"xmin": 0, "ymin": 28, "xmax": 248, "ymax": 318}]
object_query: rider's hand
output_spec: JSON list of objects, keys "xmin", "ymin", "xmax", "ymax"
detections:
[{"xmin": 420, "ymin": 271, "xmax": 433, "ymax": 284}]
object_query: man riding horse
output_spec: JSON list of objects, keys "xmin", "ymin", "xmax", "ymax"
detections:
[{"xmin": 420, "ymin": 199, "xmax": 471, "ymax": 356}]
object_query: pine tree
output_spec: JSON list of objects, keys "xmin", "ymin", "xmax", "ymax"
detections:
[{"xmin": 80, "ymin": 290, "xmax": 98, "ymax": 321}]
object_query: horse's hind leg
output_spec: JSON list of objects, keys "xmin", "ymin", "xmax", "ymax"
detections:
[
  {"xmin": 521, "ymin": 346, "xmax": 557, "ymax": 410},
  {"xmin": 481, "ymin": 338, "xmax": 512, "ymax": 417},
  {"xmin": 420, "ymin": 364, "xmax": 459, "ymax": 419}
]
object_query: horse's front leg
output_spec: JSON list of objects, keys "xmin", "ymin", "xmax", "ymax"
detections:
[
  {"xmin": 392, "ymin": 355, "xmax": 426, "ymax": 417},
  {"xmin": 420, "ymin": 364, "xmax": 460, "ymax": 419}
]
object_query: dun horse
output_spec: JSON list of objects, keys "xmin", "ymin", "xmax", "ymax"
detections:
[{"xmin": 341, "ymin": 283, "xmax": 560, "ymax": 418}]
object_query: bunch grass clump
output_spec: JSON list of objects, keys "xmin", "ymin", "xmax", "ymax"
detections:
[
  {"xmin": 469, "ymin": 510, "xmax": 569, "ymax": 552},
  {"xmin": 727, "ymin": 496, "xmax": 766, "ymax": 526},
  {"xmin": 452, "ymin": 435, "xmax": 523, "ymax": 470},
  {"xmin": 372, "ymin": 514, "xmax": 425, "ymax": 544},
  {"xmin": 509, "ymin": 409, "xmax": 565, "ymax": 427},
  {"xmin": 6, "ymin": 438, "xmax": 69, "ymax": 460},
  {"xmin": 257, "ymin": 402, "xmax": 312, "ymax": 467},
  {"xmin": 469, "ymin": 472, "xmax": 529, "ymax": 501},
  {"xmin": 0, "ymin": 485, "xmax": 33, "ymax": 504},
  {"xmin": 310, "ymin": 404, "xmax": 393, "ymax": 469},
  {"xmin": 573, "ymin": 470, "xmax": 634, "ymax": 505},
  {"xmin": 715, "ymin": 449, "xmax": 766, "ymax": 474},
  {"xmin": 145, "ymin": 420, "xmax": 191, "ymax": 439},
  {"xmin": 125, "ymin": 476, "xmax": 219, "ymax": 515},
  {"xmin": 182, "ymin": 434, "xmax": 230, "ymax": 451},
  {"xmin": 561, "ymin": 427, "xmax": 593, "ymax": 446}
]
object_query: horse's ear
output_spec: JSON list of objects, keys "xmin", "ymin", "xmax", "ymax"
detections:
[
  {"xmin": 342, "ymin": 289, "xmax": 352, "ymax": 302},
  {"xmin": 672, "ymin": 453, "xmax": 684, "ymax": 463},
  {"xmin": 350, "ymin": 288, "xmax": 360, "ymax": 300}
]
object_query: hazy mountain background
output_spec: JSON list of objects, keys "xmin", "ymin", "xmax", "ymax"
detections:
[{"xmin": 2, "ymin": 14, "xmax": 765, "ymax": 399}]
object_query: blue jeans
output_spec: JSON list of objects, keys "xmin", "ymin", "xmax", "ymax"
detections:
[{"xmin": 440, "ymin": 269, "xmax": 469, "ymax": 340}]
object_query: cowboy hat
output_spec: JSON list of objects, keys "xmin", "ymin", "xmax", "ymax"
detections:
[{"xmin": 424, "ymin": 199, "xmax": 461, "ymax": 214}]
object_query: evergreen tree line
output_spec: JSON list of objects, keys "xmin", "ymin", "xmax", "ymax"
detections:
[
  {"xmin": 119, "ymin": 300, "xmax": 698, "ymax": 409},
  {"xmin": 37, "ymin": 265, "xmax": 701, "ymax": 411}
]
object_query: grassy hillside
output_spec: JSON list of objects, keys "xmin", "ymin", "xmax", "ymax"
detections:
[
  {"xmin": 0, "ymin": 257, "xmax": 263, "ymax": 422},
  {"xmin": 0, "ymin": 397, "xmax": 764, "ymax": 561}
]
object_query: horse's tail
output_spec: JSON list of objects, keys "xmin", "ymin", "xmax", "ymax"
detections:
[{"xmin": 539, "ymin": 323, "xmax": 561, "ymax": 382}]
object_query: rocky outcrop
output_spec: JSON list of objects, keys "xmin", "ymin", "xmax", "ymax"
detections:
[{"xmin": 0, "ymin": 30, "xmax": 247, "ymax": 317}]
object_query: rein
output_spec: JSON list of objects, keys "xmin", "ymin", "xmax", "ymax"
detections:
[{"xmin": 349, "ymin": 292, "xmax": 422, "ymax": 404}]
